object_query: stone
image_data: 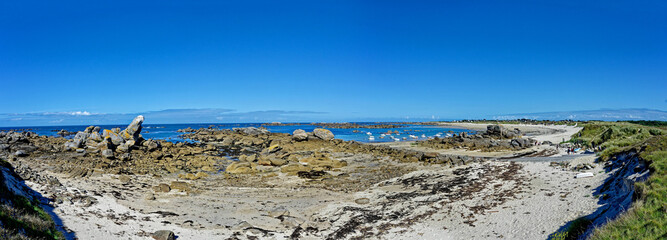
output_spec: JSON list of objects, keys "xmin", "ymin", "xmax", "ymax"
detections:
[
  {"xmin": 118, "ymin": 175, "xmax": 131, "ymax": 183},
  {"xmin": 84, "ymin": 126, "xmax": 95, "ymax": 133},
  {"xmin": 195, "ymin": 172, "xmax": 209, "ymax": 179},
  {"xmin": 104, "ymin": 130, "xmax": 124, "ymax": 146},
  {"xmin": 257, "ymin": 158, "xmax": 272, "ymax": 166},
  {"xmin": 573, "ymin": 163, "xmax": 594, "ymax": 171},
  {"xmin": 64, "ymin": 138, "xmax": 83, "ymax": 150},
  {"xmin": 170, "ymin": 181, "xmax": 191, "ymax": 192},
  {"xmin": 297, "ymin": 170, "xmax": 331, "ymax": 179},
  {"xmin": 152, "ymin": 183, "xmax": 171, "ymax": 193},
  {"xmin": 269, "ymin": 158, "xmax": 287, "ymax": 166},
  {"xmin": 144, "ymin": 193, "xmax": 156, "ymax": 200},
  {"xmin": 354, "ymin": 198, "xmax": 370, "ymax": 204},
  {"xmin": 267, "ymin": 144, "xmax": 282, "ymax": 153},
  {"xmin": 280, "ymin": 164, "xmax": 311, "ymax": 174},
  {"xmin": 292, "ymin": 129, "xmax": 308, "ymax": 141},
  {"xmin": 120, "ymin": 115, "xmax": 144, "ymax": 140},
  {"xmin": 13, "ymin": 150, "xmax": 28, "ymax": 157},
  {"xmin": 116, "ymin": 143, "xmax": 130, "ymax": 153},
  {"xmin": 151, "ymin": 230, "xmax": 175, "ymax": 240},
  {"xmin": 88, "ymin": 131, "xmax": 102, "ymax": 142},
  {"xmin": 143, "ymin": 139, "xmax": 160, "ymax": 151},
  {"xmin": 225, "ymin": 162, "xmax": 257, "ymax": 174},
  {"xmin": 233, "ymin": 127, "xmax": 269, "ymax": 135},
  {"xmin": 101, "ymin": 149, "xmax": 114, "ymax": 159},
  {"xmin": 268, "ymin": 207, "xmax": 290, "ymax": 218},
  {"xmin": 306, "ymin": 132, "xmax": 319, "ymax": 141},
  {"xmin": 313, "ymin": 128, "xmax": 334, "ymax": 141},
  {"xmin": 119, "ymin": 153, "xmax": 131, "ymax": 161},
  {"xmin": 73, "ymin": 131, "xmax": 90, "ymax": 142}
]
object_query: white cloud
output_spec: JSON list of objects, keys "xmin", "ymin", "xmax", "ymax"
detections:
[
  {"xmin": 41, "ymin": 111, "xmax": 98, "ymax": 116},
  {"xmin": 70, "ymin": 111, "xmax": 92, "ymax": 116}
]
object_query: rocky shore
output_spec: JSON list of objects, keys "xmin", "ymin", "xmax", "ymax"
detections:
[
  {"xmin": 2, "ymin": 118, "xmax": 631, "ymax": 240},
  {"xmin": 261, "ymin": 122, "xmax": 406, "ymax": 129},
  {"xmin": 417, "ymin": 124, "xmax": 539, "ymax": 151}
]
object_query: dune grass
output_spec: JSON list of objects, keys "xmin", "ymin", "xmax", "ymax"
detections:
[
  {"xmin": 0, "ymin": 158, "xmax": 64, "ymax": 240},
  {"xmin": 567, "ymin": 122, "xmax": 666, "ymax": 240}
]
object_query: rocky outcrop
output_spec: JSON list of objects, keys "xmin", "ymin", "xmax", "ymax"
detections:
[
  {"xmin": 292, "ymin": 129, "xmax": 308, "ymax": 141},
  {"xmin": 313, "ymin": 128, "xmax": 334, "ymax": 141},
  {"xmin": 417, "ymin": 125, "xmax": 535, "ymax": 151},
  {"xmin": 179, "ymin": 127, "xmax": 488, "ymax": 178},
  {"xmin": 233, "ymin": 127, "xmax": 269, "ymax": 135},
  {"xmin": 63, "ymin": 115, "xmax": 157, "ymax": 156},
  {"xmin": 262, "ymin": 122, "xmax": 405, "ymax": 129},
  {"xmin": 119, "ymin": 115, "xmax": 144, "ymax": 141},
  {"xmin": 0, "ymin": 119, "xmax": 225, "ymax": 178},
  {"xmin": 485, "ymin": 125, "xmax": 522, "ymax": 139}
]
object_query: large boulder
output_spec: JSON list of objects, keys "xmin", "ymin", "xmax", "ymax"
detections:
[
  {"xmin": 120, "ymin": 115, "xmax": 144, "ymax": 141},
  {"xmin": 103, "ymin": 130, "xmax": 124, "ymax": 146},
  {"xmin": 88, "ymin": 131, "xmax": 102, "ymax": 142},
  {"xmin": 313, "ymin": 128, "xmax": 334, "ymax": 141},
  {"xmin": 152, "ymin": 230, "xmax": 175, "ymax": 240},
  {"xmin": 142, "ymin": 139, "xmax": 160, "ymax": 151},
  {"xmin": 486, "ymin": 125, "xmax": 503, "ymax": 138},
  {"xmin": 292, "ymin": 129, "xmax": 308, "ymax": 141},
  {"xmin": 73, "ymin": 131, "xmax": 90, "ymax": 142},
  {"xmin": 233, "ymin": 127, "xmax": 269, "ymax": 135},
  {"xmin": 225, "ymin": 162, "xmax": 257, "ymax": 174},
  {"xmin": 485, "ymin": 125, "xmax": 521, "ymax": 139},
  {"xmin": 64, "ymin": 138, "xmax": 83, "ymax": 150}
]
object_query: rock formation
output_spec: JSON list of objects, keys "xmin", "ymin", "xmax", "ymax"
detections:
[
  {"xmin": 63, "ymin": 115, "xmax": 154, "ymax": 157},
  {"xmin": 418, "ymin": 124, "xmax": 536, "ymax": 151}
]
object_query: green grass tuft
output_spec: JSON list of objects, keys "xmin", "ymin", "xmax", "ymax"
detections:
[
  {"xmin": 570, "ymin": 122, "xmax": 667, "ymax": 240},
  {"xmin": 0, "ymin": 158, "xmax": 64, "ymax": 240}
]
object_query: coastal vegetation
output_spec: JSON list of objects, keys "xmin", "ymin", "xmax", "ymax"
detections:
[
  {"xmin": 0, "ymin": 158, "xmax": 63, "ymax": 240},
  {"xmin": 567, "ymin": 121, "xmax": 667, "ymax": 239}
]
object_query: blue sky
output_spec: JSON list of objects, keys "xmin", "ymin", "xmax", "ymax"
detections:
[{"xmin": 1, "ymin": 1, "xmax": 666, "ymax": 125}]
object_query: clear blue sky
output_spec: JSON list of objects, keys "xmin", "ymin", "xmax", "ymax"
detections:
[{"xmin": 1, "ymin": 1, "xmax": 666, "ymax": 125}]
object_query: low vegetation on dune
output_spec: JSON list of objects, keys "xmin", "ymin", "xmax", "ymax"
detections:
[
  {"xmin": 568, "ymin": 122, "xmax": 666, "ymax": 240},
  {"xmin": 0, "ymin": 158, "xmax": 63, "ymax": 240},
  {"xmin": 570, "ymin": 121, "xmax": 665, "ymax": 160}
]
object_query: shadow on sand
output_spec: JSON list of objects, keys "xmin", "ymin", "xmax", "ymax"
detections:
[
  {"xmin": 548, "ymin": 152, "xmax": 650, "ymax": 240},
  {"xmin": 1, "ymin": 163, "xmax": 77, "ymax": 240}
]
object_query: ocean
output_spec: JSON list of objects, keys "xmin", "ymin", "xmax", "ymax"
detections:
[{"xmin": 0, "ymin": 123, "xmax": 474, "ymax": 143}]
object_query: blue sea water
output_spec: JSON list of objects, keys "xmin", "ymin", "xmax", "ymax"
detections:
[{"xmin": 0, "ymin": 123, "xmax": 474, "ymax": 143}]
